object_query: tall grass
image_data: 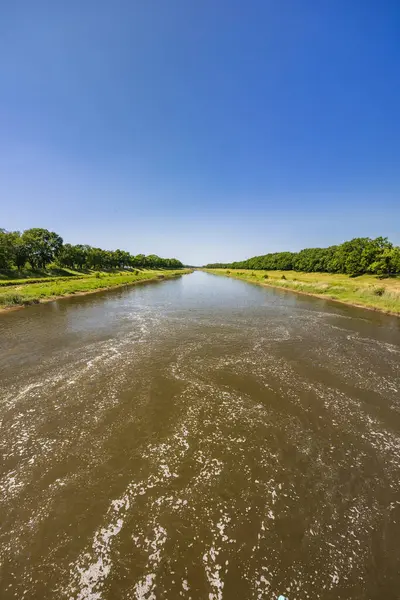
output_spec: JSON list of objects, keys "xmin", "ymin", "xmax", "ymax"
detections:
[
  {"xmin": 0, "ymin": 269, "xmax": 192, "ymax": 308},
  {"xmin": 205, "ymin": 269, "xmax": 400, "ymax": 315}
]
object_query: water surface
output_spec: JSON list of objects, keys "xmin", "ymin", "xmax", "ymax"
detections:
[{"xmin": 1, "ymin": 271, "xmax": 400, "ymax": 600}]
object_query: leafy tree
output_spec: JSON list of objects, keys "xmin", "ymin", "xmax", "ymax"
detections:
[
  {"xmin": 205, "ymin": 236, "xmax": 400, "ymax": 276},
  {"xmin": 133, "ymin": 254, "xmax": 145, "ymax": 268},
  {"xmin": 58, "ymin": 244, "xmax": 79, "ymax": 269},
  {"xmin": 74, "ymin": 245, "xmax": 89, "ymax": 270},
  {"xmin": 389, "ymin": 247, "xmax": 400, "ymax": 274},
  {"xmin": 369, "ymin": 247, "xmax": 400, "ymax": 276},
  {"xmin": 113, "ymin": 249, "xmax": 130, "ymax": 269},
  {"xmin": 0, "ymin": 229, "xmax": 15, "ymax": 269},
  {"xmin": 0, "ymin": 226, "xmax": 184, "ymax": 274},
  {"xmin": 12, "ymin": 234, "xmax": 29, "ymax": 269},
  {"xmin": 22, "ymin": 228, "xmax": 63, "ymax": 269},
  {"xmin": 86, "ymin": 247, "xmax": 106, "ymax": 270}
]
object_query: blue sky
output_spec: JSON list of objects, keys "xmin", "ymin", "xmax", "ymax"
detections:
[{"xmin": 1, "ymin": 1, "xmax": 399, "ymax": 265}]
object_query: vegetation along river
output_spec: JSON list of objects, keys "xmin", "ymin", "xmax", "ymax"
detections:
[{"xmin": 1, "ymin": 271, "xmax": 400, "ymax": 600}]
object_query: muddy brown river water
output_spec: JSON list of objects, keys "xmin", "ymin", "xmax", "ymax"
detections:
[{"xmin": 1, "ymin": 271, "xmax": 400, "ymax": 600}]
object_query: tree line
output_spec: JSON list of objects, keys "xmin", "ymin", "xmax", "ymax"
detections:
[
  {"xmin": 205, "ymin": 237, "xmax": 400, "ymax": 276},
  {"xmin": 0, "ymin": 227, "xmax": 184, "ymax": 271}
]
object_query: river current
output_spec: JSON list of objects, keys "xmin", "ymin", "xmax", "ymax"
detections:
[{"xmin": 0, "ymin": 271, "xmax": 399, "ymax": 599}]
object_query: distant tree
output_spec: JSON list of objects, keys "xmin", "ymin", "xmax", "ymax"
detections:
[
  {"xmin": 1, "ymin": 226, "xmax": 184, "ymax": 274},
  {"xmin": 86, "ymin": 247, "xmax": 106, "ymax": 270},
  {"xmin": 12, "ymin": 234, "xmax": 29, "ymax": 269},
  {"xmin": 0, "ymin": 229, "xmax": 15, "ymax": 269},
  {"xmin": 113, "ymin": 249, "xmax": 131, "ymax": 269},
  {"xmin": 58, "ymin": 244, "xmax": 78, "ymax": 269},
  {"xmin": 134, "ymin": 254, "xmax": 146, "ymax": 268},
  {"xmin": 205, "ymin": 236, "xmax": 400, "ymax": 276},
  {"xmin": 74, "ymin": 245, "xmax": 89, "ymax": 270},
  {"xmin": 369, "ymin": 246, "xmax": 400, "ymax": 276},
  {"xmin": 22, "ymin": 228, "xmax": 63, "ymax": 269},
  {"xmin": 389, "ymin": 247, "xmax": 400, "ymax": 274}
]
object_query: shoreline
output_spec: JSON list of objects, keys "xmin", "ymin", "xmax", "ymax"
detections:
[
  {"xmin": 204, "ymin": 269, "xmax": 400, "ymax": 318},
  {"xmin": 0, "ymin": 270, "xmax": 192, "ymax": 314}
]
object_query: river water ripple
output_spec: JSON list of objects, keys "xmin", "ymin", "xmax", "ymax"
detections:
[{"xmin": 0, "ymin": 272, "xmax": 399, "ymax": 600}]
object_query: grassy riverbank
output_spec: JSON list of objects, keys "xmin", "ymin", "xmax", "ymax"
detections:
[
  {"xmin": 205, "ymin": 269, "xmax": 400, "ymax": 315},
  {"xmin": 0, "ymin": 269, "xmax": 192, "ymax": 310}
]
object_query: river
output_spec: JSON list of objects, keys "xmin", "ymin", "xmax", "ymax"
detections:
[{"xmin": 0, "ymin": 271, "xmax": 399, "ymax": 600}]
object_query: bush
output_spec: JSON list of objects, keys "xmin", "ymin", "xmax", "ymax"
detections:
[
  {"xmin": 0, "ymin": 293, "xmax": 24, "ymax": 306},
  {"xmin": 373, "ymin": 286, "xmax": 385, "ymax": 297}
]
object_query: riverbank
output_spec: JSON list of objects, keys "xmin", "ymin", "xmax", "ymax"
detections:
[
  {"xmin": 0, "ymin": 269, "xmax": 192, "ymax": 311},
  {"xmin": 204, "ymin": 268, "xmax": 400, "ymax": 315}
]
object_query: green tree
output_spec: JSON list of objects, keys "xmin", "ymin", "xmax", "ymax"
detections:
[
  {"xmin": 12, "ymin": 234, "xmax": 29, "ymax": 269},
  {"xmin": 58, "ymin": 244, "xmax": 78, "ymax": 269},
  {"xmin": 133, "ymin": 254, "xmax": 145, "ymax": 268},
  {"xmin": 0, "ymin": 229, "xmax": 15, "ymax": 269},
  {"xmin": 22, "ymin": 228, "xmax": 63, "ymax": 269}
]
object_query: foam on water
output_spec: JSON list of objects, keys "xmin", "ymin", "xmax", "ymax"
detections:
[{"xmin": 1, "ymin": 273, "xmax": 400, "ymax": 599}]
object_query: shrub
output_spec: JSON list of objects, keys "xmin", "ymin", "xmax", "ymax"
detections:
[
  {"xmin": 373, "ymin": 286, "xmax": 385, "ymax": 297},
  {"xmin": 0, "ymin": 293, "xmax": 24, "ymax": 306}
]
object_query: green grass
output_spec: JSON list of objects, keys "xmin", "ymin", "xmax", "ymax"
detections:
[
  {"xmin": 205, "ymin": 269, "xmax": 400, "ymax": 315},
  {"xmin": 0, "ymin": 266, "xmax": 83, "ymax": 281},
  {"xmin": 0, "ymin": 274, "xmax": 90, "ymax": 287},
  {"xmin": 0, "ymin": 269, "xmax": 192, "ymax": 309},
  {"xmin": 0, "ymin": 266, "xmax": 156, "ymax": 286}
]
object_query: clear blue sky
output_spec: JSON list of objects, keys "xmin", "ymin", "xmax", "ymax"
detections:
[{"xmin": 1, "ymin": 1, "xmax": 399, "ymax": 265}]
